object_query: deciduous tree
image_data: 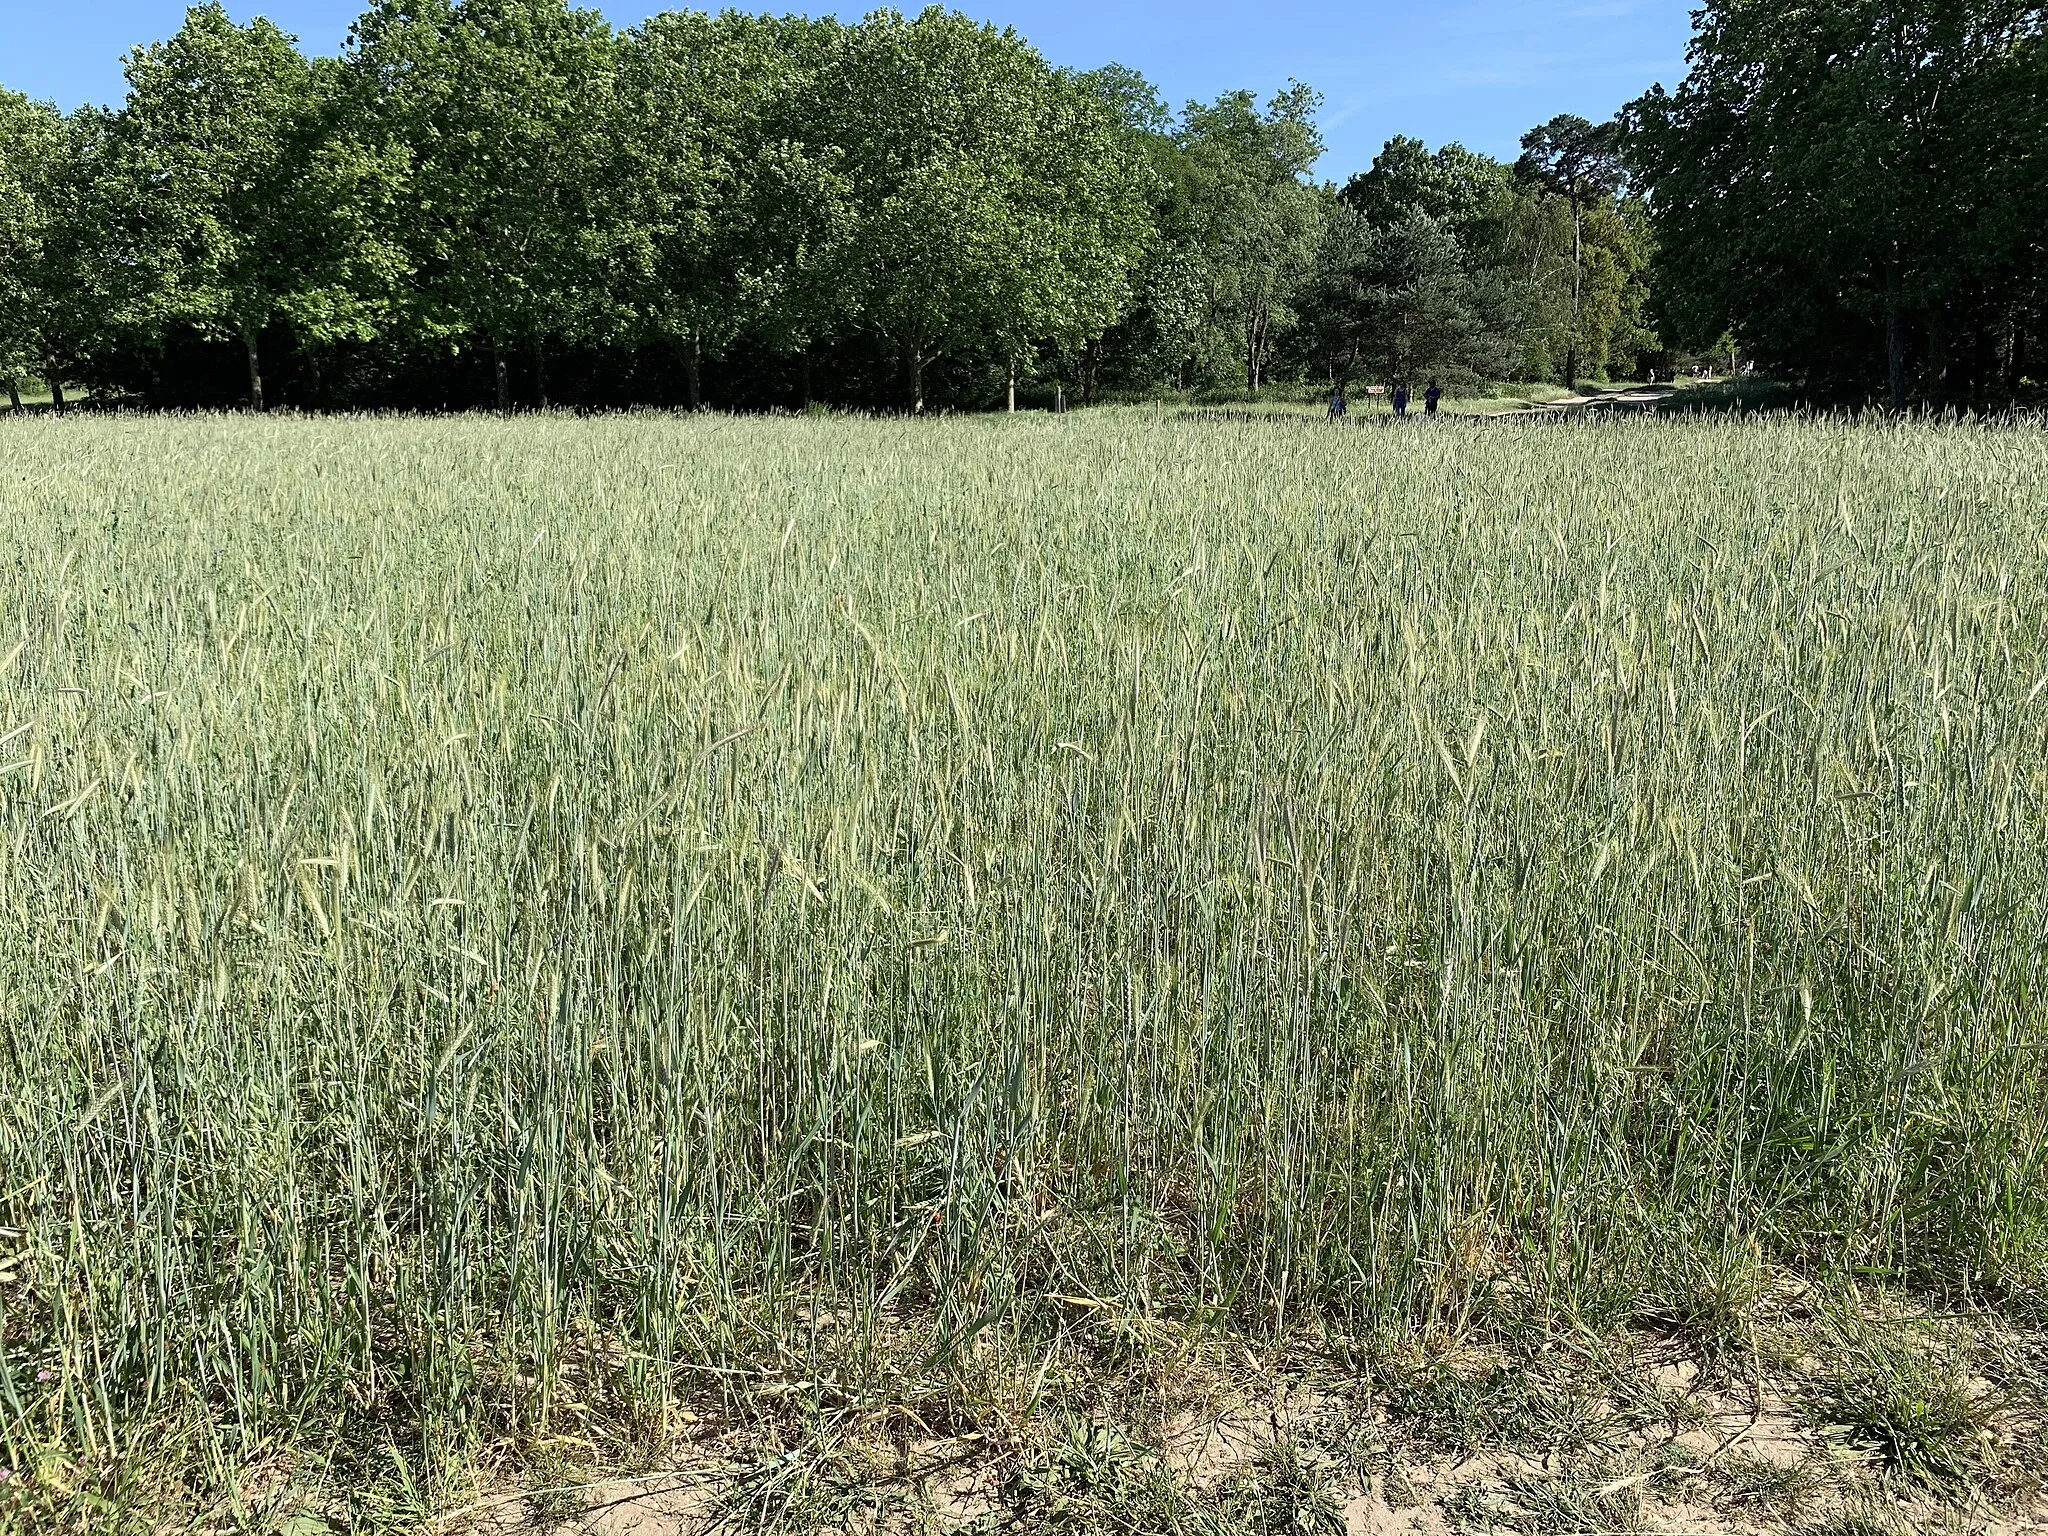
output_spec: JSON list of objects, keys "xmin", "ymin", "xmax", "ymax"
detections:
[
  {"xmin": 805, "ymin": 7, "xmax": 1152, "ymax": 412},
  {"xmin": 350, "ymin": 0, "xmax": 615, "ymax": 410},
  {"xmin": 103, "ymin": 4, "xmax": 394, "ymax": 409},
  {"xmin": 0, "ymin": 91, "xmax": 67, "ymax": 408},
  {"xmin": 1627, "ymin": 0, "xmax": 2046, "ymax": 407},
  {"xmin": 606, "ymin": 13, "xmax": 842, "ymax": 410},
  {"xmin": 1173, "ymin": 85, "xmax": 1328, "ymax": 394},
  {"xmin": 1516, "ymin": 114, "xmax": 1625, "ymax": 390}
]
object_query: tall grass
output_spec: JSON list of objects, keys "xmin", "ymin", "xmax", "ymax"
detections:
[{"xmin": 1, "ymin": 408, "xmax": 2044, "ymax": 1510}]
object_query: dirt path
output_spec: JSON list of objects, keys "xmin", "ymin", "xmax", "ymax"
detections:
[{"xmin": 1476, "ymin": 386, "xmax": 1679, "ymax": 419}]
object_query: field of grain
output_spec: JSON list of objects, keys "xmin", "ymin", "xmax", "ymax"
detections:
[{"xmin": 1, "ymin": 409, "xmax": 2044, "ymax": 1532}]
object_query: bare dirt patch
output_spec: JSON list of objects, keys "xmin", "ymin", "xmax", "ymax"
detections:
[{"xmin": 460, "ymin": 1304, "xmax": 2045, "ymax": 1536}]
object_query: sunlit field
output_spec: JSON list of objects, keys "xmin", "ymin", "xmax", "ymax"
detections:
[{"xmin": 2, "ymin": 408, "xmax": 2045, "ymax": 1529}]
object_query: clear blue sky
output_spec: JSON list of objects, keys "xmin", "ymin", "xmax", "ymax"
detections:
[{"xmin": 0, "ymin": 1, "xmax": 1694, "ymax": 179}]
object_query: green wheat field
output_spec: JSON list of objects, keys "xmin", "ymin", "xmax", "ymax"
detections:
[{"xmin": 2, "ymin": 409, "xmax": 2045, "ymax": 1532}]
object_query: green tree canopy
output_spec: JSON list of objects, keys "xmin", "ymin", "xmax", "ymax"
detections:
[
  {"xmin": 98, "ymin": 4, "xmax": 399, "ymax": 409},
  {"xmin": 801, "ymin": 7, "xmax": 1153, "ymax": 412},
  {"xmin": 1515, "ymin": 114, "xmax": 1626, "ymax": 389},
  {"xmin": 349, "ymin": 0, "xmax": 616, "ymax": 409},
  {"xmin": 1297, "ymin": 204, "xmax": 1513, "ymax": 390},
  {"xmin": 0, "ymin": 3, "xmax": 1694, "ymax": 410},
  {"xmin": 1340, "ymin": 136, "xmax": 1512, "ymax": 247},
  {"xmin": 606, "ymin": 12, "xmax": 844, "ymax": 407},
  {"xmin": 1628, "ymin": 0, "xmax": 2046, "ymax": 406},
  {"xmin": 1172, "ymin": 85, "xmax": 1328, "ymax": 393},
  {"xmin": 0, "ymin": 90, "xmax": 68, "ymax": 405}
]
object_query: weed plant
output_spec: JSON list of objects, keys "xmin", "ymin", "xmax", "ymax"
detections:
[{"xmin": 0, "ymin": 407, "xmax": 2044, "ymax": 1516}]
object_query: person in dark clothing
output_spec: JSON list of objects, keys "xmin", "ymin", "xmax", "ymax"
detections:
[
  {"xmin": 1328, "ymin": 389, "xmax": 1348, "ymax": 419},
  {"xmin": 1392, "ymin": 383, "xmax": 1409, "ymax": 417},
  {"xmin": 1424, "ymin": 380, "xmax": 1441, "ymax": 415}
]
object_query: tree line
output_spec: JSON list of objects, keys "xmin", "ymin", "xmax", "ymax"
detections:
[
  {"xmin": 2, "ymin": 1, "xmax": 2036, "ymax": 414},
  {"xmin": 0, "ymin": 2, "xmax": 1663, "ymax": 414},
  {"xmin": 1627, "ymin": 0, "xmax": 2047, "ymax": 411}
]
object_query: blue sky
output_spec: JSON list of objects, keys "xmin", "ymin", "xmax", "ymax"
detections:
[{"xmin": 0, "ymin": 1, "xmax": 1694, "ymax": 179}]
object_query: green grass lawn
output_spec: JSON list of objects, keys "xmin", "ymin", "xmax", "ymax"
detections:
[
  {"xmin": 1, "ymin": 381, "xmax": 85, "ymax": 410},
  {"xmin": 0, "ymin": 406, "xmax": 2042, "ymax": 1532}
]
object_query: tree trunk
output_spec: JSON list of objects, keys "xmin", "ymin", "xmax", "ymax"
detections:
[
  {"xmin": 1925, "ymin": 309, "xmax": 1947, "ymax": 411},
  {"xmin": 1007, "ymin": 358, "xmax": 1016, "ymax": 413},
  {"xmin": 495, "ymin": 347, "xmax": 510, "ymax": 414},
  {"xmin": 1567, "ymin": 196, "xmax": 1583, "ymax": 392},
  {"xmin": 1083, "ymin": 340, "xmax": 1098, "ymax": 406},
  {"xmin": 307, "ymin": 350, "xmax": 323, "ymax": 411},
  {"xmin": 1970, "ymin": 323, "xmax": 1996, "ymax": 410},
  {"xmin": 1884, "ymin": 265, "xmax": 1906, "ymax": 413},
  {"xmin": 535, "ymin": 342, "xmax": 549, "ymax": 411},
  {"xmin": 49, "ymin": 368, "xmax": 66, "ymax": 414},
  {"xmin": 801, "ymin": 347, "xmax": 813, "ymax": 409},
  {"xmin": 5, "ymin": 381, "xmax": 19, "ymax": 412},
  {"xmin": 245, "ymin": 331, "xmax": 265, "ymax": 413},
  {"xmin": 687, "ymin": 336, "xmax": 702, "ymax": 411},
  {"xmin": 905, "ymin": 339, "xmax": 924, "ymax": 414}
]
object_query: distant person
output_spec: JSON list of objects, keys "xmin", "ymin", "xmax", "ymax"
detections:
[
  {"xmin": 1328, "ymin": 389, "xmax": 1348, "ymax": 420},
  {"xmin": 1392, "ymin": 383, "xmax": 1409, "ymax": 417},
  {"xmin": 1424, "ymin": 380, "xmax": 1441, "ymax": 415}
]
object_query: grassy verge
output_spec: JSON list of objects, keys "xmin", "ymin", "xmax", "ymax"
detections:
[
  {"xmin": 1106, "ymin": 380, "xmax": 1593, "ymax": 417},
  {"xmin": 0, "ymin": 406, "xmax": 2043, "ymax": 1532},
  {"xmin": 1, "ymin": 383, "xmax": 89, "ymax": 412}
]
